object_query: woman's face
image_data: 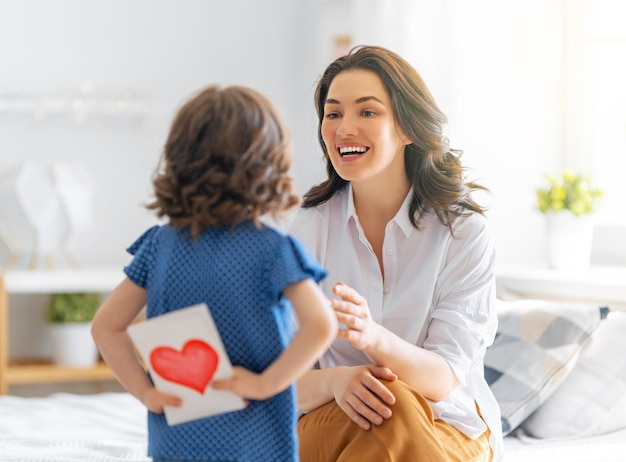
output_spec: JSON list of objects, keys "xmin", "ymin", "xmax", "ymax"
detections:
[{"xmin": 321, "ymin": 69, "xmax": 409, "ymax": 186}]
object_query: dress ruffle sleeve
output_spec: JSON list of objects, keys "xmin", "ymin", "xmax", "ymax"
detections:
[
  {"xmin": 123, "ymin": 225, "xmax": 161, "ymax": 289},
  {"xmin": 266, "ymin": 234, "xmax": 327, "ymax": 299}
]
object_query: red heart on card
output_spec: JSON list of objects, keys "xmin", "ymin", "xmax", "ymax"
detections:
[{"xmin": 150, "ymin": 339, "xmax": 219, "ymax": 394}]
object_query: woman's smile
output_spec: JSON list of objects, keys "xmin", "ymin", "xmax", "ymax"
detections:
[{"xmin": 338, "ymin": 143, "xmax": 369, "ymax": 160}]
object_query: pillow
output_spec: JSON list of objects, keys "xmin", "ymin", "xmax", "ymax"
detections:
[
  {"xmin": 521, "ymin": 311, "xmax": 626, "ymax": 438},
  {"xmin": 484, "ymin": 299, "xmax": 606, "ymax": 435}
]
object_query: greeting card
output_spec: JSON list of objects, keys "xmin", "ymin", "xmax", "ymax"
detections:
[{"xmin": 128, "ymin": 303, "xmax": 246, "ymax": 425}]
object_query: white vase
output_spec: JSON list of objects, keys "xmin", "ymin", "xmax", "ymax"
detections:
[
  {"xmin": 48, "ymin": 322, "xmax": 99, "ymax": 367},
  {"xmin": 545, "ymin": 211, "xmax": 594, "ymax": 270}
]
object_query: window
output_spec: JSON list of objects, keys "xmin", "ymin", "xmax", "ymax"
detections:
[{"xmin": 565, "ymin": 0, "xmax": 626, "ymax": 226}]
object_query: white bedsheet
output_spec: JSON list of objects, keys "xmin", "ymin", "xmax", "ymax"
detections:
[
  {"xmin": 1, "ymin": 392, "xmax": 625, "ymax": 461},
  {"xmin": 503, "ymin": 427, "xmax": 626, "ymax": 462},
  {"xmin": 0, "ymin": 392, "xmax": 149, "ymax": 461}
]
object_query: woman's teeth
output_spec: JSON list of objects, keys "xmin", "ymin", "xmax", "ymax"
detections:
[{"xmin": 339, "ymin": 146, "xmax": 367, "ymax": 157}]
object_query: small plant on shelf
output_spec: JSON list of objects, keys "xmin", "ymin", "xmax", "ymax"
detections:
[
  {"xmin": 45, "ymin": 292, "xmax": 101, "ymax": 323},
  {"xmin": 45, "ymin": 292, "xmax": 102, "ymax": 367},
  {"xmin": 536, "ymin": 171, "xmax": 604, "ymax": 217}
]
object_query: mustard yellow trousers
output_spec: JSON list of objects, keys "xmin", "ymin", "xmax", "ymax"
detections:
[{"xmin": 298, "ymin": 380, "xmax": 492, "ymax": 462}]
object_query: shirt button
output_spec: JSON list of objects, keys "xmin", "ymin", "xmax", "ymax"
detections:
[
  {"xmin": 383, "ymin": 287, "xmax": 390, "ymax": 294},
  {"xmin": 385, "ymin": 249, "xmax": 393, "ymax": 256}
]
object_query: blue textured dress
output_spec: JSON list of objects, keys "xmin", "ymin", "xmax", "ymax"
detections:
[{"xmin": 123, "ymin": 222, "xmax": 327, "ymax": 462}]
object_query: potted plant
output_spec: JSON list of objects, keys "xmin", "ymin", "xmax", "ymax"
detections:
[
  {"xmin": 45, "ymin": 292, "xmax": 101, "ymax": 367},
  {"xmin": 535, "ymin": 172, "xmax": 604, "ymax": 269}
]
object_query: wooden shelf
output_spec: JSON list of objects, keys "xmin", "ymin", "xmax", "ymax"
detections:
[
  {"xmin": 6, "ymin": 360, "xmax": 115, "ymax": 385},
  {"xmin": 0, "ymin": 268, "xmax": 125, "ymax": 394}
]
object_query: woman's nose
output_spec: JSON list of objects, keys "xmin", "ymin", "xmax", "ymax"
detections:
[{"xmin": 336, "ymin": 116, "xmax": 357, "ymax": 137}]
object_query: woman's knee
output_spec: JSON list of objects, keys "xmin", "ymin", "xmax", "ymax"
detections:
[{"xmin": 383, "ymin": 379, "xmax": 436, "ymax": 424}]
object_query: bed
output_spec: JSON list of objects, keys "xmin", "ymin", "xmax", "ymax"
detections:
[
  {"xmin": 1, "ymin": 391, "xmax": 625, "ymax": 461},
  {"xmin": 1, "ymin": 299, "xmax": 625, "ymax": 461}
]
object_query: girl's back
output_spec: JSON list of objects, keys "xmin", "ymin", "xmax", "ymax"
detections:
[{"xmin": 127, "ymin": 221, "xmax": 322, "ymax": 461}]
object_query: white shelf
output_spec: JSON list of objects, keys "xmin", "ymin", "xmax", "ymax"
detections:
[
  {"xmin": 3, "ymin": 268, "xmax": 125, "ymax": 294},
  {"xmin": 0, "ymin": 95, "xmax": 152, "ymax": 118},
  {"xmin": 496, "ymin": 265, "xmax": 626, "ymax": 308}
]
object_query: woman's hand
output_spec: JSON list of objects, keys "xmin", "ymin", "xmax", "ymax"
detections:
[
  {"xmin": 141, "ymin": 388, "xmax": 182, "ymax": 414},
  {"xmin": 332, "ymin": 282, "xmax": 381, "ymax": 351},
  {"xmin": 331, "ymin": 365, "xmax": 398, "ymax": 430}
]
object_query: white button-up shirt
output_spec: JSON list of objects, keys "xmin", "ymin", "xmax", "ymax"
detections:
[{"xmin": 284, "ymin": 185, "xmax": 503, "ymax": 460}]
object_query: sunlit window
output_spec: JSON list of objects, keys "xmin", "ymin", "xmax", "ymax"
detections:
[{"xmin": 566, "ymin": 0, "xmax": 626, "ymax": 226}]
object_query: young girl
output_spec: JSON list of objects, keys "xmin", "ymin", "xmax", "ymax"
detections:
[
  {"xmin": 91, "ymin": 85, "xmax": 337, "ymax": 462},
  {"xmin": 288, "ymin": 45, "xmax": 502, "ymax": 461}
]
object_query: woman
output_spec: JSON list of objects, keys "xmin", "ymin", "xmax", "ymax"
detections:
[{"xmin": 288, "ymin": 45, "xmax": 502, "ymax": 461}]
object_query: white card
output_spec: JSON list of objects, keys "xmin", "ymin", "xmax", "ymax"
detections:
[{"xmin": 128, "ymin": 303, "xmax": 246, "ymax": 425}]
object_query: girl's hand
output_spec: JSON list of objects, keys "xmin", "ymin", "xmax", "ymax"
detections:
[
  {"xmin": 332, "ymin": 282, "xmax": 381, "ymax": 351},
  {"xmin": 141, "ymin": 388, "xmax": 182, "ymax": 414},
  {"xmin": 332, "ymin": 365, "xmax": 398, "ymax": 430},
  {"xmin": 211, "ymin": 366, "xmax": 263, "ymax": 402}
]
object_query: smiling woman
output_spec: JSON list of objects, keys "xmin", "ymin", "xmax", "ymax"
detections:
[{"xmin": 286, "ymin": 45, "xmax": 502, "ymax": 461}]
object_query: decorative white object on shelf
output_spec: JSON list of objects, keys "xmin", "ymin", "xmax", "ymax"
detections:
[
  {"xmin": 0, "ymin": 162, "xmax": 95, "ymax": 269},
  {"xmin": 545, "ymin": 211, "xmax": 594, "ymax": 270},
  {"xmin": 52, "ymin": 163, "xmax": 95, "ymax": 266},
  {"xmin": 15, "ymin": 162, "xmax": 67, "ymax": 269},
  {"xmin": 0, "ymin": 165, "xmax": 35, "ymax": 267},
  {"xmin": 0, "ymin": 223, "xmax": 18, "ymax": 272}
]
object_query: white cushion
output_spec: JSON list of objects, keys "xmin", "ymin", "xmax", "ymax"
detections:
[{"xmin": 522, "ymin": 311, "xmax": 626, "ymax": 438}]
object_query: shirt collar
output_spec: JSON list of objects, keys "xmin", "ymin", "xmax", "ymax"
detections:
[{"xmin": 344, "ymin": 184, "xmax": 415, "ymax": 237}]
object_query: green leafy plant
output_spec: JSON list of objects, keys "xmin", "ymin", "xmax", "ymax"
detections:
[
  {"xmin": 45, "ymin": 292, "xmax": 101, "ymax": 323},
  {"xmin": 536, "ymin": 172, "xmax": 604, "ymax": 216}
]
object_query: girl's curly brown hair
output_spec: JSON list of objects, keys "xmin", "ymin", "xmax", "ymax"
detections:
[{"xmin": 147, "ymin": 85, "xmax": 300, "ymax": 237}]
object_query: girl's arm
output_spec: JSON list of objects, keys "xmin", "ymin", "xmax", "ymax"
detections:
[
  {"xmin": 213, "ymin": 278, "xmax": 337, "ymax": 400},
  {"xmin": 91, "ymin": 278, "xmax": 181, "ymax": 412}
]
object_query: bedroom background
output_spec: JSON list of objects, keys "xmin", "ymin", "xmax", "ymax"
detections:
[{"xmin": 0, "ymin": 0, "xmax": 624, "ymax": 396}]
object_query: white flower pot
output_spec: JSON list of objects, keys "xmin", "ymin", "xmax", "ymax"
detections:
[
  {"xmin": 48, "ymin": 322, "xmax": 99, "ymax": 367},
  {"xmin": 545, "ymin": 211, "xmax": 594, "ymax": 270}
]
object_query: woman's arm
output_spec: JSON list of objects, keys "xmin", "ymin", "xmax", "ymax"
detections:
[
  {"xmin": 91, "ymin": 278, "xmax": 182, "ymax": 413},
  {"xmin": 213, "ymin": 278, "xmax": 337, "ymax": 400},
  {"xmin": 332, "ymin": 282, "xmax": 458, "ymax": 402}
]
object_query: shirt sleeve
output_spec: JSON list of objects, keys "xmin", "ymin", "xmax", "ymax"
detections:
[
  {"xmin": 123, "ymin": 225, "xmax": 161, "ymax": 289},
  {"xmin": 424, "ymin": 214, "xmax": 498, "ymax": 387}
]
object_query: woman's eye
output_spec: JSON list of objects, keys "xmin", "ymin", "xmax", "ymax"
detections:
[
  {"xmin": 325, "ymin": 112, "xmax": 340, "ymax": 119},
  {"xmin": 362, "ymin": 110, "xmax": 376, "ymax": 117}
]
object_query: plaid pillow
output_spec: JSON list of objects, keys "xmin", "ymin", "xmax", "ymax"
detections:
[
  {"xmin": 485, "ymin": 299, "xmax": 607, "ymax": 435},
  {"xmin": 521, "ymin": 311, "xmax": 626, "ymax": 438}
]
